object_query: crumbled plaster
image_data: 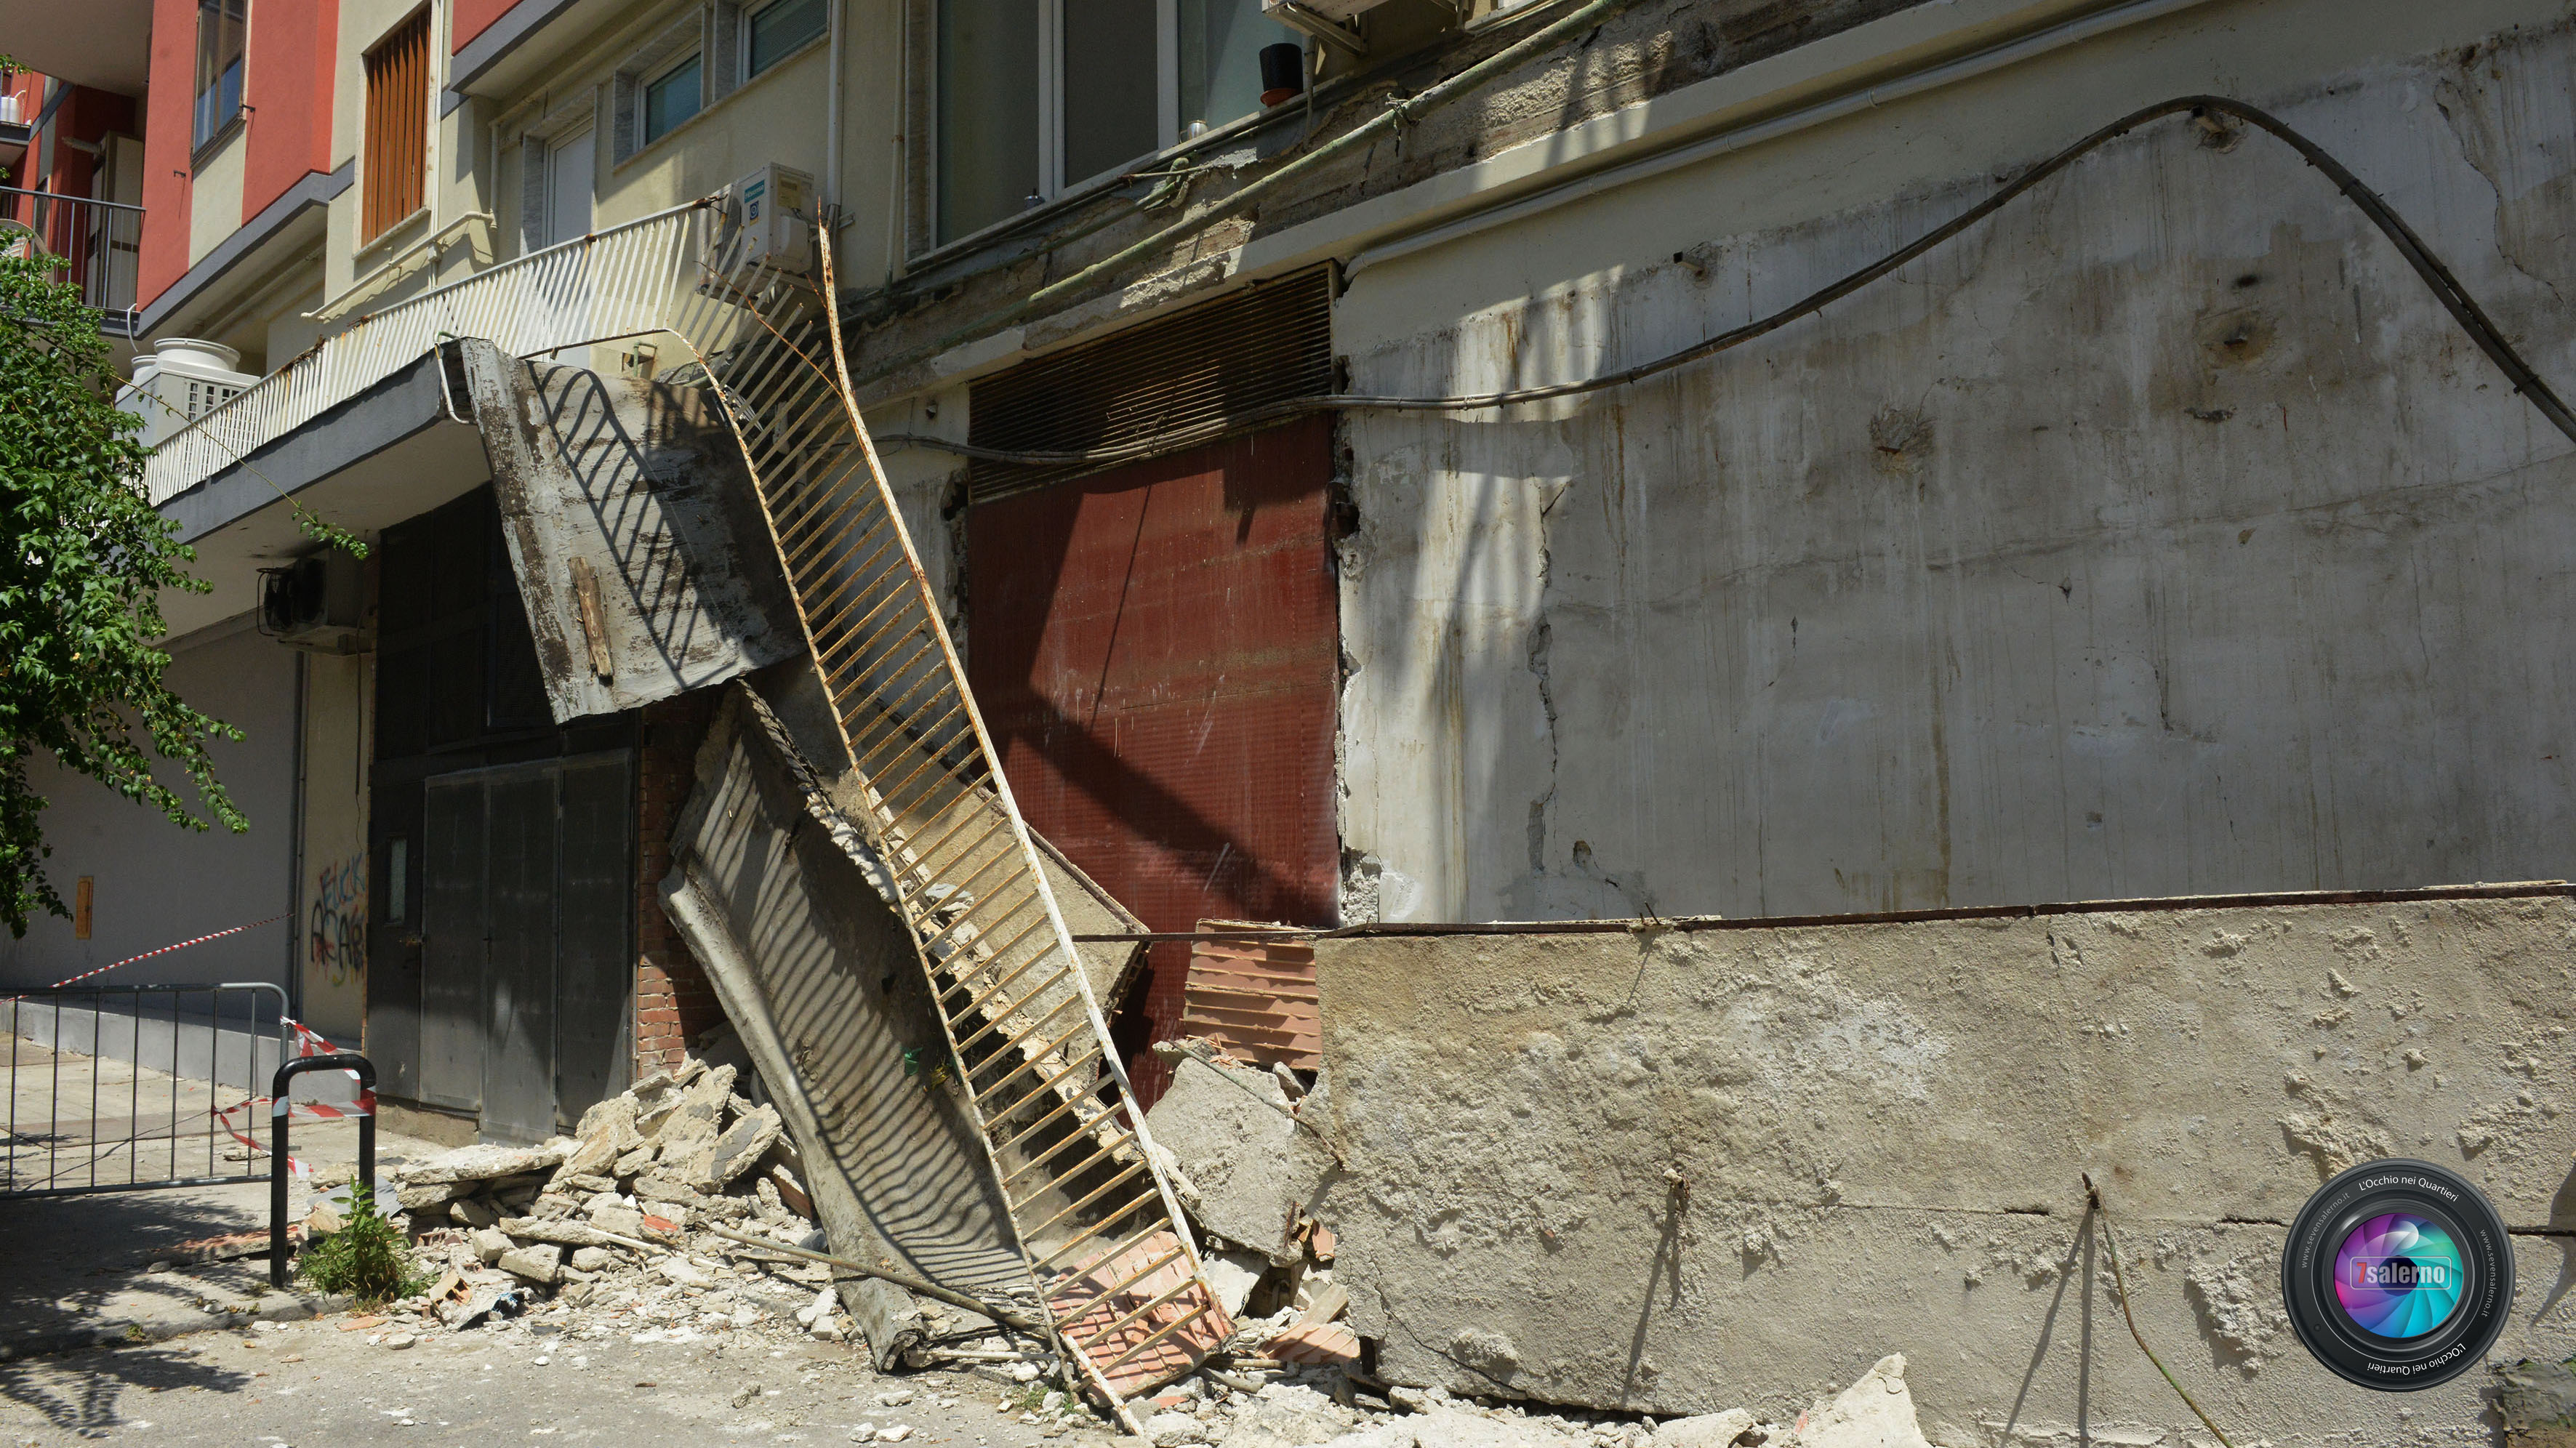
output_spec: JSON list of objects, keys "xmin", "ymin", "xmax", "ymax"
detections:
[{"xmin": 2183, "ymin": 1251, "xmax": 2292, "ymax": 1375}]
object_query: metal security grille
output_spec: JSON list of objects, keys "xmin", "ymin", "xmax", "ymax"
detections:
[{"xmin": 967, "ymin": 266, "xmax": 1334, "ymax": 504}]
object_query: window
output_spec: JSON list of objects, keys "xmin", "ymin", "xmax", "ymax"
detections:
[
  {"xmin": 361, "ymin": 12, "xmax": 430, "ymax": 240},
  {"xmin": 643, "ymin": 52, "xmax": 703, "ymax": 143},
  {"xmin": 192, "ymin": 0, "xmax": 247, "ymax": 150},
  {"xmin": 934, "ymin": 0, "xmax": 1298, "ymax": 244},
  {"xmin": 745, "ymin": 0, "xmax": 827, "ymax": 79}
]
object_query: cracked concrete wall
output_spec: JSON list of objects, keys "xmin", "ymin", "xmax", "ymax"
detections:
[
  {"xmin": 1313, "ymin": 891, "xmax": 2576, "ymax": 1443},
  {"xmin": 1335, "ymin": 0, "xmax": 2576, "ymax": 922}
]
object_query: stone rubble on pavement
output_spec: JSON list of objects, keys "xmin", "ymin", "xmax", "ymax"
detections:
[{"xmin": 332, "ymin": 1050, "xmax": 1943, "ymax": 1448}]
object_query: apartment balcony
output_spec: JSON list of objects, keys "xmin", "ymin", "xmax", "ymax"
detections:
[{"xmin": 1, "ymin": 186, "xmax": 143, "ymax": 335}]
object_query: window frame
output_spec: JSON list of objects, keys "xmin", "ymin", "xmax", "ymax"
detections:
[
  {"xmin": 641, "ymin": 49, "xmax": 705, "ymax": 145},
  {"xmin": 930, "ymin": 0, "xmax": 1306, "ymax": 249},
  {"xmin": 742, "ymin": 0, "xmax": 830, "ymax": 83},
  {"xmin": 358, "ymin": 8, "xmax": 433, "ymax": 244},
  {"xmin": 191, "ymin": 0, "xmax": 249, "ymax": 155}
]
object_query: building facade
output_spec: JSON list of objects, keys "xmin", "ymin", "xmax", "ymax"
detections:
[{"xmin": 9, "ymin": 0, "xmax": 2576, "ymax": 1145}]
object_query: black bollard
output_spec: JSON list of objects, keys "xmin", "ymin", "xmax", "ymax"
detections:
[{"xmin": 270, "ymin": 1052, "xmax": 377, "ymax": 1290}]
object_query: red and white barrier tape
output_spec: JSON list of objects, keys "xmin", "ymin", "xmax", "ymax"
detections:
[
  {"xmin": 40, "ymin": 913, "xmax": 289, "ymax": 990},
  {"xmin": 210, "ymin": 1018, "xmax": 374, "ymax": 1180}
]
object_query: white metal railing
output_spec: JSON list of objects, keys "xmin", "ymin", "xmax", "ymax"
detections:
[{"xmin": 140, "ymin": 202, "xmax": 714, "ymax": 504}]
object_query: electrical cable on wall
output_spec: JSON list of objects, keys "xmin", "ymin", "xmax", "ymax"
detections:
[{"xmin": 872, "ymin": 96, "xmax": 2576, "ymax": 471}]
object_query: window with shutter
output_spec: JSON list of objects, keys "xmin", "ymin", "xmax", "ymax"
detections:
[{"xmin": 362, "ymin": 12, "xmax": 431, "ymax": 241}]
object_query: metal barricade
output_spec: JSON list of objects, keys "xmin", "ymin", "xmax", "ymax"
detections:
[{"xmin": 1, "ymin": 983, "xmax": 289, "ymax": 1199}]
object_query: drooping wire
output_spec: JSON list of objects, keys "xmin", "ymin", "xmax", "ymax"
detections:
[{"xmin": 870, "ymin": 94, "xmax": 2576, "ymax": 472}]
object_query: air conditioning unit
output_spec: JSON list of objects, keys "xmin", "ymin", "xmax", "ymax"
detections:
[
  {"xmin": 1262, "ymin": 0, "xmax": 1378, "ymax": 30},
  {"xmin": 734, "ymin": 162, "xmax": 816, "ymax": 273},
  {"xmin": 258, "ymin": 551, "xmax": 369, "ymax": 654},
  {"xmin": 120, "ymin": 337, "xmax": 256, "ymax": 449}
]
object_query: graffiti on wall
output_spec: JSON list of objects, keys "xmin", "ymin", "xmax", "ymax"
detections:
[{"xmin": 309, "ymin": 853, "xmax": 366, "ymax": 989}]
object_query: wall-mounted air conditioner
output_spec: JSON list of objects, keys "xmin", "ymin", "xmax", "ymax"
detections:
[
  {"xmin": 258, "ymin": 550, "xmax": 370, "ymax": 654},
  {"xmin": 734, "ymin": 162, "xmax": 816, "ymax": 273},
  {"xmin": 120, "ymin": 337, "xmax": 257, "ymax": 449}
]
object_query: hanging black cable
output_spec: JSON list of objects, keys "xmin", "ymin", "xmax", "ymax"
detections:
[{"xmin": 872, "ymin": 94, "xmax": 2576, "ymax": 471}]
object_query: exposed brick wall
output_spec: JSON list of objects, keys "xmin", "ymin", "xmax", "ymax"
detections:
[{"xmin": 634, "ymin": 690, "xmax": 723, "ymax": 1077}]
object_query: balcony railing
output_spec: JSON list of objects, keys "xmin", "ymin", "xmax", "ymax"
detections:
[
  {"xmin": 140, "ymin": 201, "xmax": 720, "ymax": 504},
  {"xmin": 0, "ymin": 186, "xmax": 142, "ymax": 331}
]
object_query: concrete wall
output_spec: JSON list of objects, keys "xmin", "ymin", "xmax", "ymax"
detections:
[
  {"xmin": 1332, "ymin": 0, "xmax": 2576, "ymax": 922},
  {"xmin": 0, "ymin": 616, "xmax": 300, "ymax": 994},
  {"xmin": 295, "ymin": 651, "xmax": 372, "ymax": 1045},
  {"xmin": 1313, "ymin": 890, "xmax": 2576, "ymax": 1444}
]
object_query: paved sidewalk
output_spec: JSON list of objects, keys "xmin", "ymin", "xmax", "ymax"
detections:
[{"xmin": 1, "ymin": 1109, "xmax": 449, "ymax": 1362}]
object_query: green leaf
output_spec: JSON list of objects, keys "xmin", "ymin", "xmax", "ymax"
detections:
[{"xmin": 0, "ymin": 253, "xmax": 249, "ymax": 936}]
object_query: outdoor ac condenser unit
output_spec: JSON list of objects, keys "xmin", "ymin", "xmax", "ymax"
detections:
[
  {"xmin": 734, "ymin": 162, "xmax": 816, "ymax": 273},
  {"xmin": 119, "ymin": 337, "xmax": 257, "ymax": 449},
  {"xmin": 259, "ymin": 550, "xmax": 369, "ymax": 654}
]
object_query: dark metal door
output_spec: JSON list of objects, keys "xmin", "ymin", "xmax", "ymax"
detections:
[
  {"xmin": 420, "ymin": 777, "xmax": 488, "ymax": 1113},
  {"xmin": 412, "ymin": 752, "xmax": 633, "ymax": 1139},
  {"xmin": 481, "ymin": 771, "xmax": 559, "ymax": 1143}
]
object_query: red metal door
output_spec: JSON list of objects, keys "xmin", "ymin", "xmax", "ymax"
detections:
[{"xmin": 968, "ymin": 415, "xmax": 1340, "ymax": 1103}]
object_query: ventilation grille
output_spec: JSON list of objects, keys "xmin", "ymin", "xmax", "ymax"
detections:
[{"xmin": 967, "ymin": 266, "xmax": 1334, "ymax": 504}]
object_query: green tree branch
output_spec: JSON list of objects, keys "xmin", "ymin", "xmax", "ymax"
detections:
[{"xmin": 0, "ymin": 252, "xmax": 249, "ymax": 936}]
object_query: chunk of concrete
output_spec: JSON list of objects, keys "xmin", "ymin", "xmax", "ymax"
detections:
[
  {"xmin": 469, "ymin": 1228, "xmax": 512, "ymax": 1265},
  {"xmin": 1788, "ymin": 1356, "xmax": 1930, "ymax": 1448},
  {"xmin": 561, "ymin": 1096, "xmax": 644, "ymax": 1178},
  {"xmin": 1200, "ymin": 1248, "xmax": 1268, "ymax": 1317},
  {"xmin": 498, "ymin": 1243, "xmax": 564, "ymax": 1284},
  {"xmin": 395, "ymin": 1180, "xmax": 468, "ymax": 1211},
  {"xmin": 1650, "ymin": 1410, "xmax": 1757, "ymax": 1448},
  {"xmin": 1409, "ymin": 1412, "xmax": 1586, "ymax": 1448},
  {"xmin": 650, "ymin": 1064, "xmax": 737, "ymax": 1159},
  {"xmin": 1223, "ymin": 1384, "xmax": 1355, "ymax": 1448},
  {"xmin": 1144, "ymin": 1055, "xmax": 1333, "ymax": 1265},
  {"xmin": 691, "ymin": 1102, "xmax": 783, "ymax": 1188},
  {"xmin": 399, "ymin": 1141, "xmax": 574, "ymax": 1186}
]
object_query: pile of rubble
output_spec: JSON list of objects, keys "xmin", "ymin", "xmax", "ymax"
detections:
[
  {"xmin": 370, "ymin": 1057, "xmax": 888, "ymax": 1347},
  {"xmin": 355, "ymin": 1049, "xmax": 1939, "ymax": 1448}
]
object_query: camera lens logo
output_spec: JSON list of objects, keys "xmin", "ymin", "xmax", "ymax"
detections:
[
  {"xmin": 2334, "ymin": 1213, "xmax": 2463, "ymax": 1340},
  {"xmin": 2282, "ymin": 1159, "xmax": 2511, "ymax": 1391}
]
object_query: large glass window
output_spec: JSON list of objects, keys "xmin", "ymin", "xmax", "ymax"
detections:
[
  {"xmin": 192, "ymin": 0, "xmax": 247, "ymax": 150},
  {"xmin": 643, "ymin": 53, "xmax": 704, "ymax": 143},
  {"xmin": 1179, "ymin": 0, "xmax": 1295, "ymax": 140},
  {"xmin": 746, "ymin": 0, "xmax": 829, "ymax": 79},
  {"xmin": 1062, "ymin": 0, "xmax": 1160, "ymax": 190},
  {"xmin": 934, "ymin": 0, "xmax": 1299, "ymax": 247},
  {"xmin": 936, "ymin": 0, "xmax": 1040, "ymax": 244}
]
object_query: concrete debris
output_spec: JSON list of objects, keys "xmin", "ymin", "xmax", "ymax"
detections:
[
  {"xmin": 399, "ymin": 1141, "xmax": 576, "ymax": 1187},
  {"xmin": 2499, "ymin": 1357, "xmax": 2576, "ymax": 1448},
  {"xmin": 1649, "ymin": 1410, "xmax": 1757, "ymax": 1448},
  {"xmin": 379, "ymin": 1055, "xmax": 907, "ymax": 1357},
  {"xmin": 1784, "ymin": 1356, "xmax": 1930, "ymax": 1448},
  {"xmin": 1200, "ymin": 1250, "xmax": 1268, "ymax": 1317},
  {"xmin": 1144, "ymin": 1053, "xmax": 1333, "ymax": 1266},
  {"xmin": 1221, "ymin": 1383, "xmax": 1356, "ymax": 1448}
]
